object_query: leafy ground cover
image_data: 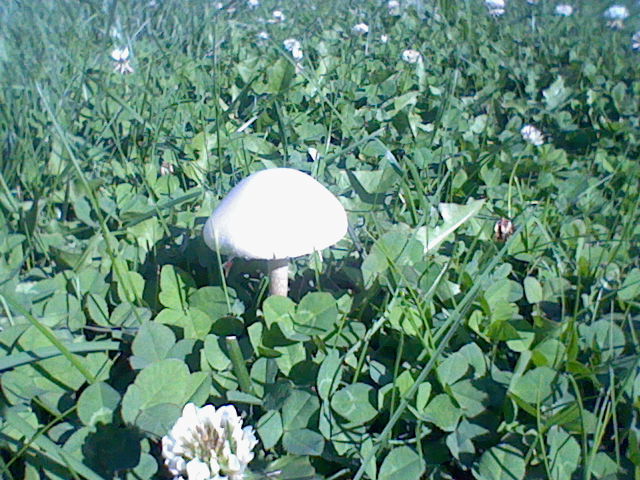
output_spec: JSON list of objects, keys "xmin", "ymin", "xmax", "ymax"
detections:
[{"xmin": 1, "ymin": 0, "xmax": 640, "ymax": 478}]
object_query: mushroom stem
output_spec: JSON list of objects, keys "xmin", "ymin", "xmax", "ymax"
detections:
[{"xmin": 268, "ymin": 258, "xmax": 289, "ymax": 296}]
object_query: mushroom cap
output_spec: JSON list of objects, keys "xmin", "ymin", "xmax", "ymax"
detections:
[{"xmin": 203, "ymin": 168, "xmax": 348, "ymax": 259}]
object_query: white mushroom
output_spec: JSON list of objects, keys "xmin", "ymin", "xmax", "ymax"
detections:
[{"xmin": 203, "ymin": 168, "xmax": 348, "ymax": 296}]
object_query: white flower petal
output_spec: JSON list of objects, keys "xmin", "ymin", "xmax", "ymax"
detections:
[
  {"xmin": 111, "ymin": 47, "xmax": 128, "ymax": 61},
  {"xmin": 186, "ymin": 459, "xmax": 211, "ymax": 480}
]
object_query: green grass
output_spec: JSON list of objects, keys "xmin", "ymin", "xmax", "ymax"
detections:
[{"xmin": 1, "ymin": 0, "xmax": 639, "ymax": 479}]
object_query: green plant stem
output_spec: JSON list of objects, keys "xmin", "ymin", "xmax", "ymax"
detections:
[{"xmin": 226, "ymin": 335, "xmax": 254, "ymax": 395}]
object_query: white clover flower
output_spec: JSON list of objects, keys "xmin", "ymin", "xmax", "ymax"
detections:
[
  {"xmin": 214, "ymin": 2, "xmax": 224, "ymax": 9},
  {"xmin": 283, "ymin": 38, "xmax": 300, "ymax": 52},
  {"xmin": 388, "ymin": 0, "xmax": 401, "ymax": 15},
  {"xmin": 485, "ymin": 0, "xmax": 505, "ymax": 9},
  {"xmin": 272, "ymin": 10, "xmax": 286, "ymax": 22},
  {"xmin": 352, "ymin": 23, "xmax": 369, "ymax": 35},
  {"xmin": 111, "ymin": 47, "xmax": 130, "ymax": 62},
  {"xmin": 604, "ymin": 5, "xmax": 629, "ymax": 20},
  {"xmin": 247, "ymin": 0, "xmax": 259, "ymax": 7},
  {"xmin": 283, "ymin": 38, "xmax": 303, "ymax": 60},
  {"xmin": 380, "ymin": 34, "xmax": 389, "ymax": 43},
  {"xmin": 555, "ymin": 4, "xmax": 573, "ymax": 16},
  {"xmin": 494, "ymin": 218, "xmax": 515, "ymax": 241},
  {"xmin": 632, "ymin": 31, "xmax": 640, "ymax": 50},
  {"xmin": 110, "ymin": 47, "xmax": 134, "ymax": 74},
  {"xmin": 401, "ymin": 49, "xmax": 421, "ymax": 63},
  {"xmin": 257, "ymin": 31, "xmax": 269, "ymax": 41},
  {"xmin": 485, "ymin": 0, "xmax": 505, "ymax": 15},
  {"xmin": 162, "ymin": 403, "xmax": 258, "ymax": 480},
  {"xmin": 521, "ymin": 124, "xmax": 544, "ymax": 146}
]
